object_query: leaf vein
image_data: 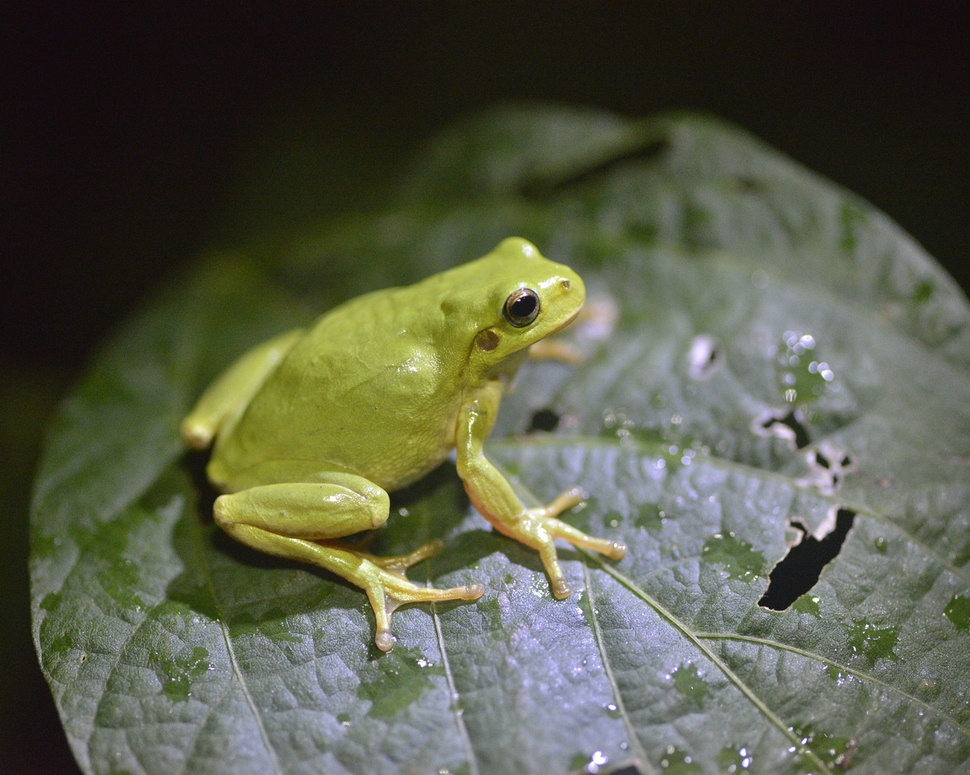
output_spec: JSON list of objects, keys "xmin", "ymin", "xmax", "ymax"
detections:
[
  {"xmin": 696, "ymin": 632, "xmax": 970, "ymax": 738},
  {"xmin": 582, "ymin": 562, "xmax": 653, "ymax": 770},
  {"xmin": 430, "ymin": 600, "xmax": 480, "ymax": 775}
]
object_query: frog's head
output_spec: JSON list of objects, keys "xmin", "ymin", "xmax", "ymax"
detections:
[{"xmin": 438, "ymin": 237, "xmax": 585, "ymax": 377}]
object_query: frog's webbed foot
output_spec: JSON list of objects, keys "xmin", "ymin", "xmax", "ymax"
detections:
[
  {"xmin": 502, "ymin": 487, "xmax": 626, "ymax": 599},
  {"xmin": 309, "ymin": 539, "xmax": 482, "ymax": 651},
  {"xmin": 345, "ymin": 538, "xmax": 483, "ymax": 650},
  {"xmin": 361, "ymin": 563, "xmax": 484, "ymax": 652},
  {"xmin": 347, "ymin": 539, "xmax": 444, "ymax": 575}
]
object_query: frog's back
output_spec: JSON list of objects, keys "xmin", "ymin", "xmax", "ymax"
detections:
[{"xmin": 208, "ymin": 286, "xmax": 463, "ymax": 493}]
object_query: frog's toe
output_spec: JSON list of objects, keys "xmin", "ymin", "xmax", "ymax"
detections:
[
  {"xmin": 366, "ymin": 572, "xmax": 484, "ymax": 651},
  {"xmin": 603, "ymin": 540, "xmax": 627, "ymax": 561},
  {"xmin": 375, "ymin": 630, "xmax": 397, "ymax": 652},
  {"xmin": 381, "ymin": 573, "xmax": 484, "ymax": 606},
  {"xmin": 458, "ymin": 582, "xmax": 486, "ymax": 600},
  {"xmin": 552, "ymin": 577, "xmax": 571, "ymax": 599},
  {"xmin": 355, "ymin": 540, "xmax": 444, "ymax": 574}
]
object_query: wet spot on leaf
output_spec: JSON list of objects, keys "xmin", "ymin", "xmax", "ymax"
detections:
[
  {"xmin": 717, "ymin": 745, "xmax": 754, "ymax": 773},
  {"xmin": 790, "ymin": 594, "xmax": 821, "ymax": 617},
  {"xmin": 528, "ymin": 407, "xmax": 561, "ymax": 433},
  {"xmin": 48, "ymin": 632, "xmax": 74, "ymax": 657},
  {"xmin": 231, "ymin": 610, "xmax": 304, "ymax": 643},
  {"xmin": 634, "ymin": 504, "xmax": 666, "ymax": 532},
  {"xmin": 40, "ymin": 592, "xmax": 61, "ymax": 612},
  {"xmin": 775, "ymin": 331, "xmax": 833, "ymax": 406},
  {"xmin": 357, "ymin": 646, "xmax": 444, "ymax": 718},
  {"xmin": 658, "ymin": 745, "xmax": 702, "ymax": 773},
  {"xmin": 97, "ymin": 559, "xmax": 146, "ymax": 612},
  {"xmin": 600, "ymin": 409, "xmax": 639, "ymax": 446},
  {"xmin": 759, "ymin": 511, "xmax": 854, "ymax": 610},
  {"xmin": 847, "ymin": 619, "xmax": 900, "ymax": 666},
  {"xmin": 32, "ymin": 531, "xmax": 59, "ymax": 559},
  {"xmin": 840, "ymin": 201, "xmax": 866, "ymax": 252},
  {"xmin": 671, "ymin": 663, "xmax": 709, "ymax": 708},
  {"xmin": 790, "ymin": 725, "xmax": 856, "ymax": 770},
  {"xmin": 944, "ymin": 594, "xmax": 970, "ymax": 632},
  {"xmin": 912, "ymin": 280, "xmax": 935, "ymax": 305},
  {"xmin": 155, "ymin": 646, "xmax": 212, "ymax": 702},
  {"xmin": 825, "ymin": 664, "xmax": 848, "ymax": 682},
  {"xmin": 702, "ymin": 532, "xmax": 765, "ymax": 582},
  {"xmin": 572, "ymin": 749, "xmax": 611, "ymax": 774}
]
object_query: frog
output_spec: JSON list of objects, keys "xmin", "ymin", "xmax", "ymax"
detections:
[{"xmin": 181, "ymin": 237, "xmax": 626, "ymax": 651}]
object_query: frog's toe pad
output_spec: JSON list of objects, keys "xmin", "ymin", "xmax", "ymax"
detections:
[
  {"xmin": 375, "ymin": 630, "xmax": 397, "ymax": 652},
  {"xmin": 460, "ymin": 583, "xmax": 485, "ymax": 600},
  {"xmin": 552, "ymin": 577, "xmax": 571, "ymax": 599},
  {"xmin": 604, "ymin": 540, "xmax": 627, "ymax": 561}
]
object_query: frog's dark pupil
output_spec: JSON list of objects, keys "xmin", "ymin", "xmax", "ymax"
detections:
[
  {"xmin": 511, "ymin": 295, "xmax": 536, "ymax": 317},
  {"xmin": 504, "ymin": 289, "xmax": 539, "ymax": 327}
]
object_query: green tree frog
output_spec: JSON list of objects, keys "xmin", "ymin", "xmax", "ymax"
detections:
[{"xmin": 181, "ymin": 237, "xmax": 626, "ymax": 651}]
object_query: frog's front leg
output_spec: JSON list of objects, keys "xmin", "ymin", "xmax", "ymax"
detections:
[
  {"xmin": 213, "ymin": 472, "xmax": 483, "ymax": 651},
  {"xmin": 456, "ymin": 399, "xmax": 626, "ymax": 599}
]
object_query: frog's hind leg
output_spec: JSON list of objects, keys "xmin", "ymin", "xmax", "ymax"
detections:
[
  {"xmin": 181, "ymin": 328, "xmax": 303, "ymax": 449},
  {"xmin": 348, "ymin": 540, "xmax": 444, "ymax": 573},
  {"xmin": 212, "ymin": 475, "xmax": 483, "ymax": 651}
]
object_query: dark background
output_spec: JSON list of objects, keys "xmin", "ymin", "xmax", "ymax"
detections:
[{"xmin": 3, "ymin": 4, "xmax": 968, "ymax": 772}]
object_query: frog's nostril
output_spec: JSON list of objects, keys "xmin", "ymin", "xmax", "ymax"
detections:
[{"xmin": 561, "ymin": 279, "xmax": 571, "ymax": 290}]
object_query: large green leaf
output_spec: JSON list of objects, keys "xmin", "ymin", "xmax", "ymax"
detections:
[{"xmin": 31, "ymin": 106, "xmax": 970, "ymax": 775}]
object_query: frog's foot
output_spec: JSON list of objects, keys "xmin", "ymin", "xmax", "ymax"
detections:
[
  {"xmin": 215, "ymin": 519, "xmax": 483, "ymax": 653},
  {"xmin": 495, "ymin": 486, "xmax": 626, "ymax": 600},
  {"xmin": 362, "ymin": 565, "xmax": 484, "ymax": 652},
  {"xmin": 348, "ymin": 540, "xmax": 444, "ymax": 575},
  {"xmin": 323, "ymin": 540, "xmax": 483, "ymax": 651}
]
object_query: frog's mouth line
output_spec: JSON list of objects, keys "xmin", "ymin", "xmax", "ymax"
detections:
[{"xmin": 554, "ymin": 304, "xmax": 584, "ymax": 333}]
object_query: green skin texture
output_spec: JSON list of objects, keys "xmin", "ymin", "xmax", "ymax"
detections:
[{"xmin": 182, "ymin": 237, "xmax": 626, "ymax": 651}]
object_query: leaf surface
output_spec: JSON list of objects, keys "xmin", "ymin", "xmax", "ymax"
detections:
[{"xmin": 32, "ymin": 107, "xmax": 970, "ymax": 775}]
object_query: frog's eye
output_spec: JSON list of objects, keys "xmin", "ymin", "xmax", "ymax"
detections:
[{"xmin": 503, "ymin": 288, "xmax": 540, "ymax": 327}]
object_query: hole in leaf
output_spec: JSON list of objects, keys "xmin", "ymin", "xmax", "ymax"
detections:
[
  {"xmin": 757, "ymin": 409, "xmax": 811, "ymax": 449},
  {"xmin": 528, "ymin": 407, "xmax": 561, "ymax": 433},
  {"xmin": 759, "ymin": 510, "xmax": 856, "ymax": 610},
  {"xmin": 686, "ymin": 333, "xmax": 723, "ymax": 381},
  {"xmin": 520, "ymin": 138, "xmax": 670, "ymax": 199},
  {"xmin": 797, "ymin": 443, "xmax": 857, "ymax": 495}
]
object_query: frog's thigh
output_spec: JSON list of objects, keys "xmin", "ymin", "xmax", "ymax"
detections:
[{"xmin": 214, "ymin": 473, "xmax": 389, "ymax": 540}]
